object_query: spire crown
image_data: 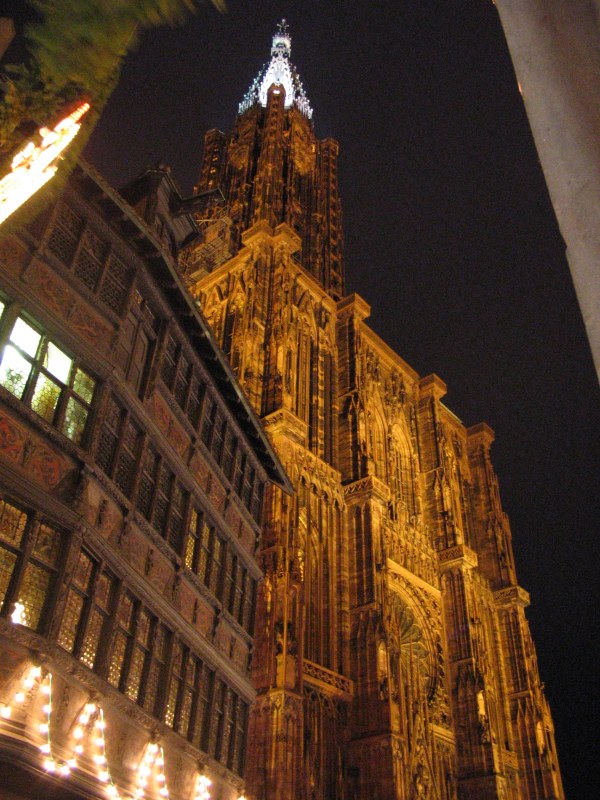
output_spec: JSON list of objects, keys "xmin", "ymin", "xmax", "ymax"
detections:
[{"xmin": 239, "ymin": 19, "xmax": 313, "ymax": 120}]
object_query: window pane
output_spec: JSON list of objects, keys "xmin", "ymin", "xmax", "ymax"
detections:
[
  {"xmin": 63, "ymin": 396, "xmax": 88, "ymax": 444},
  {"xmin": 0, "ymin": 547, "xmax": 17, "ymax": 609},
  {"xmin": 18, "ymin": 562, "xmax": 51, "ymax": 630},
  {"xmin": 57, "ymin": 591, "xmax": 85, "ymax": 652},
  {"xmin": 126, "ymin": 647, "xmax": 145, "ymax": 701},
  {"xmin": 80, "ymin": 608, "xmax": 103, "ymax": 668},
  {"xmin": 10, "ymin": 318, "xmax": 41, "ymax": 357},
  {"xmin": 32, "ymin": 524, "xmax": 61, "ymax": 566},
  {"xmin": 0, "ymin": 500, "xmax": 27, "ymax": 547},
  {"xmin": 0, "ymin": 345, "xmax": 32, "ymax": 398},
  {"xmin": 108, "ymin": 630, "xmax": 128, "ymax": 688},
  {"xmin": 73, "ymin": 551, "xmax": 94, "ymax": 590},
  {"xmin": 73, "ymin": 368, "xmax": 95, "ymax": 403},
  {"xmin": 30, "ymin": 373, "xmax": 61, "ymax": 422},
  {"xmin": 45, "ymin": 342, "xmax": 72, "ymax": 382}
]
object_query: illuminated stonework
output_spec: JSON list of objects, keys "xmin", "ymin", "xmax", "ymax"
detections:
[
  {"xmin": 239, "ymin": 19, "xmax": 312, "ymax": 119},
  {"xmin": 185, "ymin": 23, "xmax": 565, "ymax": 800}
]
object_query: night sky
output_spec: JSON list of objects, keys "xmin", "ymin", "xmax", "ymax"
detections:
[{"xmin": 83, "ymin": 2, "xmax": 599, "ymax": 797}]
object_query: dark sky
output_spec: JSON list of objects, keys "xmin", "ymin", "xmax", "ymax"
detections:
[{"xmin": 84, "ymin": 2, "xmax": 600, "ymax": 796}]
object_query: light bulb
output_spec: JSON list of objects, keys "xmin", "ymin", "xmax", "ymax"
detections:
[
  {"xmin": 0, "ymin": 706, "xmax": 11, "ymax": 719},
  {"xmin": 14, "ymin": 692, "xmax": 25, "ymax": 703},
  {"xmin": 40, "ymin": 743, "xmax": 51, "ymax": 754}
]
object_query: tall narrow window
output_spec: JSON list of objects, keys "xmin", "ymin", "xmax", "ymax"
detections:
[
  {"xmin": 0, "ymin": 500, "xmax": 62, "ymax": 633},
  {"xmin": 108, "ymin": 591, "xmax": 135, "ymax": 689},
  {"xmin": 58, "ymin": 550, "xmax": 96, "ymax": 654},
  {"xmin": 165, "ymin": 640, "xmax": 185, "ymax": 728},
  {"xmin": 114, "ymin": 296, "xmax": 156, "ymax": 394},
  {"xmin": 125, "ymin": 607, "xmax": 153, "ymax": 703}
]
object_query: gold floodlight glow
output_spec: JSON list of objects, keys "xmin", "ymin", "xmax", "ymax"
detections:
[{"xmin": 0, "ymin": 101, "xmax": 91, "ymax": 226}]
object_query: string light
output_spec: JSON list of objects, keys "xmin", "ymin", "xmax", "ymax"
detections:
[
  {"xmin": 194, "ymin": 774, "xmax": 212, "ymax": 800},
  {"xmin": 1, "ymin": 669, "xmax": 126, "ymax": 797},
  {"xmin": 0, "ymin": 664, "xmax": 42, "ymax": 720},
  {"xmin": 39, "ymin": 673, "xmax": 58, "ymax": 774},
  {"xmin": 133, "ymin": 742, "xmax": 169, "ymax": 799},
  {"xmin": 0, "ymin": 101, "xmax": 91, "ymax": 226}
]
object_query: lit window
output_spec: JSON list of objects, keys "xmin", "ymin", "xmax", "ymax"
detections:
[
  {"xmin": 0, "ymin": 499, "xmax": 62, "ymax": 632},
  {"xmin": 0, "ymin": 312, "xmax": 96, "ymax": 444}
]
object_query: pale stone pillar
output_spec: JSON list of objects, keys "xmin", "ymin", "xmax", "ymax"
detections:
[{"xmin": 494, "ymin": 0, "xmax": 600, "ymax": 382}]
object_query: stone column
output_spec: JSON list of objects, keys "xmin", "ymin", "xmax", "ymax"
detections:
[{"xmin": 494, "ymin": 0, "xmax": 600, "ymax": 382}]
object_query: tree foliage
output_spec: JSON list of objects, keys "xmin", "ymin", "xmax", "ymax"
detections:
[{"xmin": 0, "ymin": 0, "xmax": 225, "ymax": 157}]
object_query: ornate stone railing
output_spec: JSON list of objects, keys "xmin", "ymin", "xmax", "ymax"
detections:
[{"xmin": 303, "ymin": 659, "xmax": 353, "ymax": 701}]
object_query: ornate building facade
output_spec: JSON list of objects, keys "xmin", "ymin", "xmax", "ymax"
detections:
[
  {"xmin": 183, "ymin": 22, "xmax": 564, "ymax": 800},
  {"xmin": 0, "ymin": 160, "xmax": 289, "ymax": 799}
]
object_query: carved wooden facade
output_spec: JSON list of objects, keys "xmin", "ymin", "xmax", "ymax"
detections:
[
  {"xmin": 184, "ymin": 23, "xmax": 564, "ymax": 800},
  {"xmin": 0, "ymin": 161, "xmax": 289, "ymax": 799}
]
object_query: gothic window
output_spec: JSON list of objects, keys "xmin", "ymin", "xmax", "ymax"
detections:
[
  {"xmin": 296, "ymin": 330, "xmax": 312, "ymax": 421},
  {"xmin": 323, "ymin": 350, "xmax": 334, "ymax": 464},
  {"xmin": 0, "ymin": 500, "xmax": 63, "ymax": 633},
  {"xmin": 222, "ymin": 302, "xmax": 243, "ymax": 372},
  {"xmin": 372, "ymin": 410, "xmax": 387, "ymax": 480},
  {"xmin": 0, "ymin": 308, "xmax": 96, "ymax": 445},
  {"xmin": 389, "ymin": 426, "xmax": 414, "ymax": 517},
  {"xmin": 353, "ymin": 504, "xmax": 374, "ymax": 606}
]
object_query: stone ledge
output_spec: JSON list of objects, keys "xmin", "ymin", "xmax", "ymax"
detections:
[{"xmin": 437, "ymin": 544, "xmax": 478, "ymax": 570}]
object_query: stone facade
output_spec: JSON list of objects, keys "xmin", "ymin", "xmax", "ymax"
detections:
[
  {"xmin": 0, "ymin": 160, "xmax": 288, "ymax": 799},
  {"xmin": 184, "ymin": 23, "xmax": 564, "ymax": 800}
]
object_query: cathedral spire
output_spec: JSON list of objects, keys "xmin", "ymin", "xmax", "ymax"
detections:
[{"xmin": 239, "ymin": 19, "xmax": 313, "ymax": 119}]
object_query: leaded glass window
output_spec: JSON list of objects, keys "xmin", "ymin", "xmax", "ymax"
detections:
[
  {"xmin": 0, "ymin": 313, "xmax": 96, "ymax": 444},
  {"xmin": 0, "ymin": 499, "xmax": 62, "ymax": 633}
]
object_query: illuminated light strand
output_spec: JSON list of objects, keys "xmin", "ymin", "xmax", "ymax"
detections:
[
  {"xmin": 133, "ymin": 742, "xmax": 169, "ymax": 799},
  {"xmin": 0, "ymin": 664, "xmax": 42, "ymax": 720},
  {"xmin": 194, "ymin": 774, "xmax": 212, "ymax": 800},
  {"xmin": 38, "ymin": 672, "xmax": 63, "ymax": 775},
  {"xmin": 0, "ymin": 101, "xmax": 91, "ymax": 226}
]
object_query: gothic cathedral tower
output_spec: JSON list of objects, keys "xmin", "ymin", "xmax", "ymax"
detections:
[{"xmin": 183, "ymin": 22, "xmax": 564, "ymax": 800}]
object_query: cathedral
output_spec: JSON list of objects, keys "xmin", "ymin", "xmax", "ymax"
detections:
[{"xmin": 183, "ymin": 22, "xmax": 564, "ymax": 800}]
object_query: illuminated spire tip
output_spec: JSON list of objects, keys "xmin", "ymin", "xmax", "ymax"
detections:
[{"xmin": 239, "ymin": 20, "xmax": 313, "ymax": 119}]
